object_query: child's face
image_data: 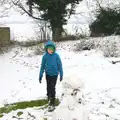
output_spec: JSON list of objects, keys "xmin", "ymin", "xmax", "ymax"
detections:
[{"xmin": 47, "ymin": 48, "xmax": 54, "ymax": 54}]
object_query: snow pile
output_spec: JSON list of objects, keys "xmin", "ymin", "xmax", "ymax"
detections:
[{"xmin": 52, "ymin": 73, "xmax": 89, "ymax": 120}]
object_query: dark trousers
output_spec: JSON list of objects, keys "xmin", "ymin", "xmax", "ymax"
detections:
[{"xmin": 46, "ymin": 75, "xmax": 58, "ymax": 99}]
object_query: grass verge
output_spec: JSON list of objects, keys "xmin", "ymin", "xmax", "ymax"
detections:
[{"xmin": 0, "ymin": 98, "xmax": 60, "ymax": 117}]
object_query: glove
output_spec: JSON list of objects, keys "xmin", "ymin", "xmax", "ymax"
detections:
[
  {"xmin": 39, "ymin": 76, "xmax": 42, "ymax": 83},
  {"xmin": 60, "ymin": 76, "xmax": 63, "ymax": 82}
]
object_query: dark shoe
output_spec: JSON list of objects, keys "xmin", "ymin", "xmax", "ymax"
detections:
[
  {"xmin": 47, "ymin": 95, "xmax": 51, "ymax": 101},
  {"xmin": 47, "ymin": 96, "xmax": 50, "ymax": 101},
  {"xmin": 49, "ymin": 98, "xmax": 55, "ymax": 106}
]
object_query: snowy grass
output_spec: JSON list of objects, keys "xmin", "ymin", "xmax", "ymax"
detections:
[
  {"xmin": 0, "ymin": 41, "xmax": 44, "ymax": 56},
  {"xmin": 10, "ymin": 40, "xmax": 43, "ymax": 47},
  {"xmin": 102, "ymin": 40, "xmax": 120, "ymax": 57},
  {"xmin": 34, "ymin": 46, "xmax": 44, "ymax": 55}
]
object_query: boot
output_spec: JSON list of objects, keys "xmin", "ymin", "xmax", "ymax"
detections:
[
  {"xmin": 49, "ymin": 98, "xmax": 55, "ymax": 106},
  {"xmin": 47, "ymin": 96, "xmax": 52, "ymax": 107},
  {"xmin": 47, "ymin": 94, "xmax": 51, "ymax": 101},
  {"xmin": 47, "ymin": 96, "xmax": 50, "ymax": 101},
  {"xmin": 48, "ymin": 99, "xmax": 55, "ymax": 112}
]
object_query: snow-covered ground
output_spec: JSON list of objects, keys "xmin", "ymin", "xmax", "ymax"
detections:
[{"xmin": 1, "ymin": 37, "xmax": 120, "ymax": 120}]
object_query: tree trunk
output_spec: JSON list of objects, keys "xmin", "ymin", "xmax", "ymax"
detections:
[{"xmin": 52, "ymin": 28, "xmax": 62, "ymax": 41}]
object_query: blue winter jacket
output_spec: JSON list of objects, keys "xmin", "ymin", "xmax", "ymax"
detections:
[{"xmin": 39, "ymin": 40, "xmax": 63, "ymax": 79}]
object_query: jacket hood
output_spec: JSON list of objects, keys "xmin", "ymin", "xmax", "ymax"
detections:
[{"xmin": 44, "ymin": 40, "xmax": 56, "ymax": 52}]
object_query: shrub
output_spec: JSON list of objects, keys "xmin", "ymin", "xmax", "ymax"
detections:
[
  {"xmin": 34, "ymin": 46, "xmax": 44, "ymax": 55},
  {"xmin": 75, "ymin": 38, "xmax": 96, "ymax": 51},
  {"xmin": 102, "ymin": 40, "xmax": 120, "ymax": 57}
]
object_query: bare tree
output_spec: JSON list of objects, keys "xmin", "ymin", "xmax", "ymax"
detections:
[
  {"xmin": 11, "ymin": 0, "xmax": 51, "ymax": 41},
  {"xmin": 11, "ymin": 0, "xmax": 43, "ymax": 20},
  {"xmin": 32, "ymin": 21, "xmax": 52, "ymax": 41},
  {"xmin": 0, "ymin": 0, "xmax": 14, "ymax": 18},
  {"xmin": 0, "ymin": 0, "xmax": 14, "ymax": 27}
]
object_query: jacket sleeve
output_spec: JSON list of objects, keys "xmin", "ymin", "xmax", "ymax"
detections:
[
  {"xmin": 39, "ymin": 55, "xmax": 46, "ymax": 78},
  {"xmin": 57, "ymin": 54, "xmax": 63, "ymax": 77}
]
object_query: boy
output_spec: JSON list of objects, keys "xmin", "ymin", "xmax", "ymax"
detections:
[{"xmin": 39, "ymin": 40, "xmax": 63, "ymax": 107}]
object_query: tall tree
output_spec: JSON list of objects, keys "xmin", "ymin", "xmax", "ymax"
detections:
[
  {"xmin": 90, "ymin": 7, "xmax": 120, "ymax": 37},
  {"xmin": 13, "ymin": 0, "xmax": 83, "ymax": 40}
]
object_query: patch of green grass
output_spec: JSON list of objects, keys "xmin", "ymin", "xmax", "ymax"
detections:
[
  {"xmin": 43, "ymin": 118, "xmax": 47, "ymax": 120},
  {"xmin": 17, "ymin": 111, "xmax": 23, "ymax": 116},
  {"xmin": 0, "ymin": 98, "xmax": 60, "ymax": 115},
  {"xmin": 0, "ymin": 99, "xmax": 47, "ymax": 114},
  {"xmin": 0, "ymin": 114, "xmax": 3, "ymax": 118}
]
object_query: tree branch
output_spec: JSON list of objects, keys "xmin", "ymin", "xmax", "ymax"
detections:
[
  {"xmin": 12, "ymin": 0, "xmax": 43, "ymax": 21},
  {"xmin": 95, "ymin": 0, "xmax": 103, "ymax": 10}
]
